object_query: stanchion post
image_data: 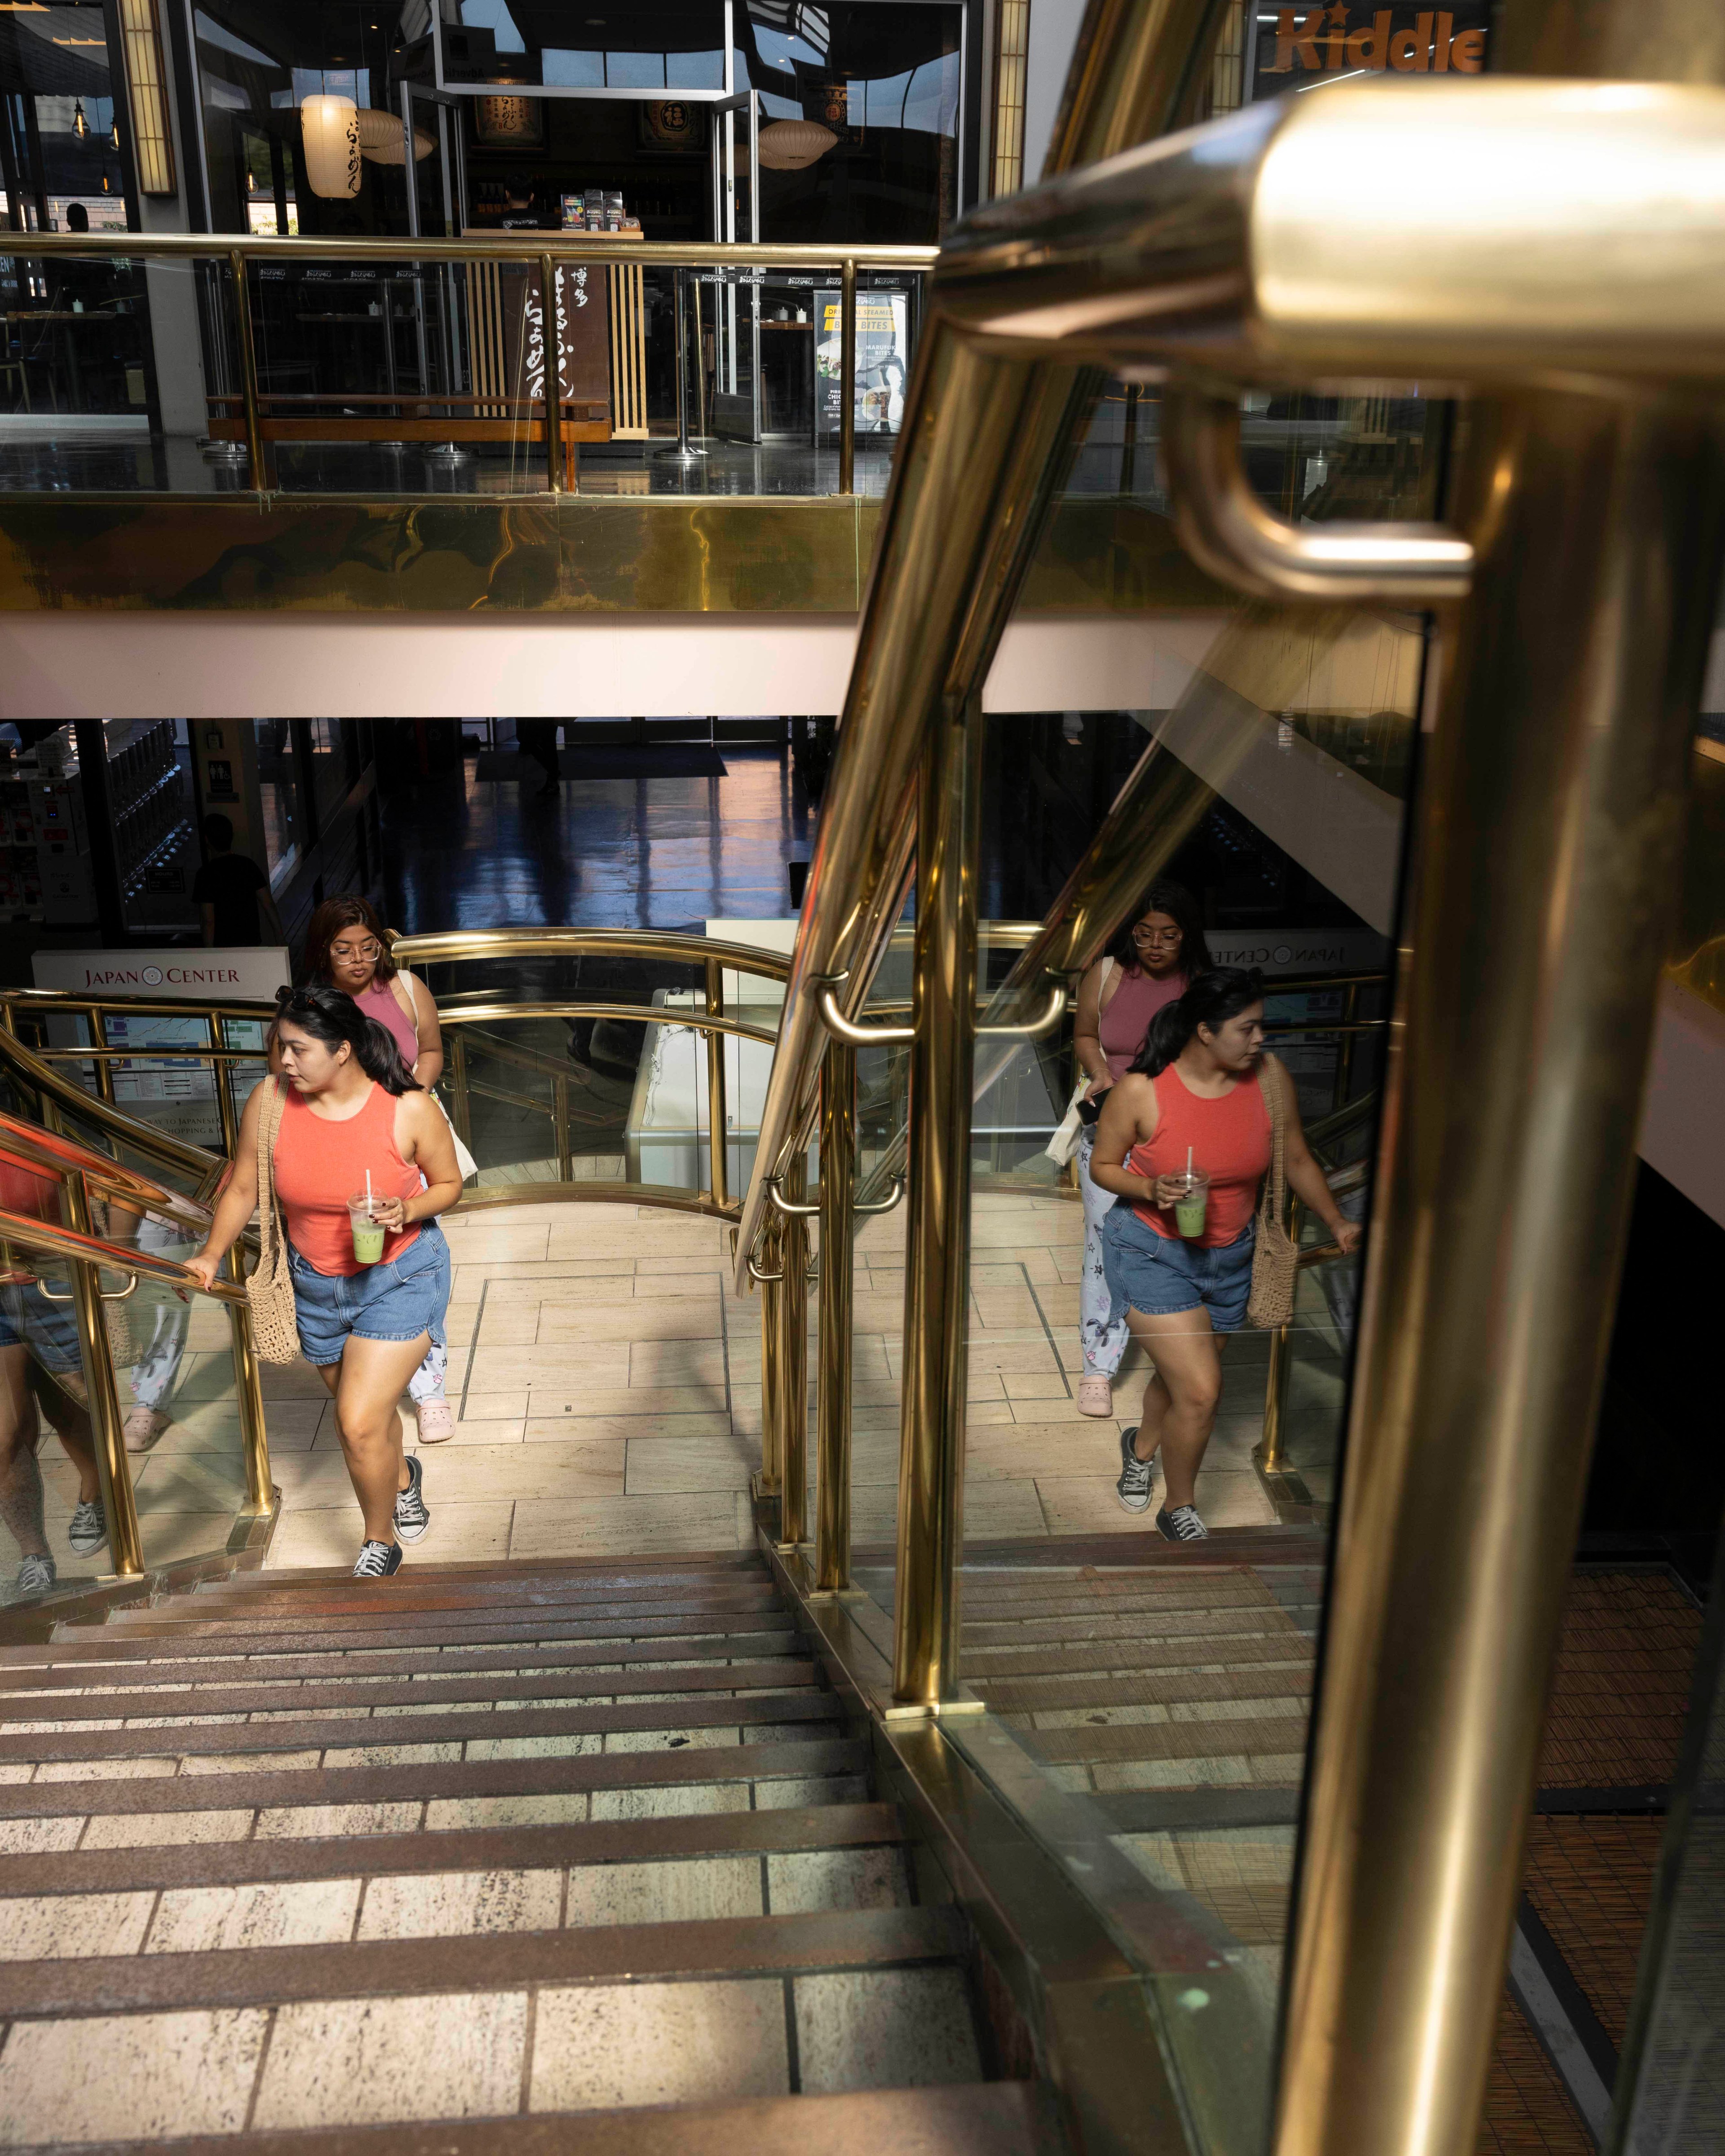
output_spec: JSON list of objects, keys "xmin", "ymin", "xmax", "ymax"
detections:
[
  {"xmin": 63, "ymin": 1173, "xmax": 144, "ymax": 1577},
  {"xmin": 228, "ymin": 249, "xmax": 269, "ymax": 496},
  {"xmin": 815, "ymin": 1042, "xmax": 856, "ymax": 1591},
  {"xmin": 776, "ymin": 1156, "xmax": 810, "ymax": 1550},
  {"xmin": 838, "ymin": 256, "xmax": 857, "ymax": 495},
  {"xmin": 705, "ymin": 958, "xmax": 729, "ymax": 1212}
]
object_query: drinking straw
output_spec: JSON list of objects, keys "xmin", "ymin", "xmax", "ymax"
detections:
[
  {"xmin": 366, "ymin": 1168, "xmax": 373, "ymax": 1215},
  {"xmin": 1185, "ymin": 1145, "xmax": 1193, "ymax": 1184}
]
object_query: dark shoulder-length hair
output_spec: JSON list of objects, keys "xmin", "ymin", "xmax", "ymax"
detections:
[
  {"xmin": 1104, "ymin": 878, "xmax": 1214, "ymax": 979},
  {"xmin": 271, "ymin": 984, "xmax": 420, "ymax": 1095},
  {"xmin": 302, "ymin": 897, "xmax": 397, "ymax": 987},
  {"xmin": 1131, "ymin": 968, "xmax": 1265, "ymax": 1079}
]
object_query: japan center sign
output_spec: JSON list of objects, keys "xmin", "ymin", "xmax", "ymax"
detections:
[{"xmin": 31, "ymin": 948, "xmax": 290, "ymax": 1147}]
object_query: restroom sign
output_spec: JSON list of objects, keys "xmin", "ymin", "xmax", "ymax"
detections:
[{"xmin": 1256, "ymin": 5, "xmax": 1489, "ymax": 84}]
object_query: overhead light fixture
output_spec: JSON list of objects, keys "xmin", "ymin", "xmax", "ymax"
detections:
[
  {"xmin": 756, "ymin": 119, "xmax": 837, "ymax": 170},
  {"xmin": 301, "ymin": 93, "xmax": 362, "ymax": 197},
  {"xmin": 72, "ymin": 99, "xmax": 88, "ymax": 138},
  {"xmin": 354, "ymin": 109, "xmax": 433, "ymax": 164}
]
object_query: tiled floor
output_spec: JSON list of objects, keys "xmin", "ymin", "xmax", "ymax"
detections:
[{"xmin": 257, "ymin": 1192, "xmax": 1299, "ymax": 1573}]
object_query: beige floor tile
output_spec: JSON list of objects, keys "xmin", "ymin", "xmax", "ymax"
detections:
[
  {"xmin": 767, "ymin": 1848, "xmax": 909, "ymax": 1915},
  {"xmin": 357, "ymin": 1869, "xmax": 562, "ymax": 1940},
  {"xmin": 147, "ymin": 1879, "xmax": 361, "ymax": 1954},
  {"xmin": 507, "ymin": 1492, "xmax": 747, "ymax": 1560},
  {"xmin": 429, "ymin": 1418, "xmax": 526, "ymax": 1447},
  {"xmin": 588, "ymin": 1783, "xmax": 751, "ymax": 1822},
  {"xmin": 540, "ymin": 1304, "xmax": 722, "ymax": 1344},
  {"xmin": 460, "ymin": 1391, "xmax": 530, "ymax": 1422},
  {"xmin": 530, "ymin": 1978, "xmax": 787, "ymax": 2111},
  {"xmin": 256, "ymin": 1802, "xmax": 424, "ymax": 1840},
  {"xmin": 80, "ymin": 1810, "xmax": 255, "ymax": 1849},
  {"xmin": 265, "ymin": 1503, "xmax": 516, "ymax": 1571},
  {"xmin": 1035, "ymin": 1471, "xmax": 1277, "ymax": 1535},
  {"xmin": 0, "ymin": 1890, "xmax": 155, "ymax": 1960},
  {"xmin": 795, "ymin": 1967, "xmax": 980, "ymax": 2093},
  {"xmin": 322, "ymin": 1742, "xmax": 465, "ymax": 1771},
  {"xmin": 432, "ymin": 1778, "xmax": 588, "ymax": 1829},
  {"xmin": 627, "ymin": 1340, "xmax": 727, "ymax": 1386},
  {"xmin": 32, "ymin": 1757, "xmax": 180, "ymax": 1784},
  {"xmin": 0, "ymin": 1818, "xmax": 86, "ymax": 1854},
  {"xmin": 0, "ymin": 2008, "xmax": 270, "ymax": 2145},
  {"xmin": 469, "ymin": 1346, "xmax": 632, "ymax": 1387},
  {"xmin": 523, "ymin": 1385, "xmax": 724, "ymax": 1425},
  {"xmin": 252, "ymin": 1991, "xmax": 528, "ymax": 2129},
  {"xmin": 411, "ymin": 1445, "xmax": 625, "ymax": 1504},
  {"xmin": 563, "ymin": 1856, "xmax": 762, "ymax": 1927},
  {"xmin": 179, "ymin": 1750, "xmax": 322, "ymax": 1777},
  {"xmin": 623, "ymin": 1434, "xmax": 756, "ymax": 1494}
]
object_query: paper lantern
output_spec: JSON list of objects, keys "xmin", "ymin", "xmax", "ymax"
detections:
[
  {"xmin": 756, "ymin": 119, "xmax": 837, "ymax": 171},
  {"xmin": 301, "ymin": 94, "xmax": 361, "ymax": 199},
  {"xmin": 354, "ymin": 109, "xmax": 434, "ymax": 165}
]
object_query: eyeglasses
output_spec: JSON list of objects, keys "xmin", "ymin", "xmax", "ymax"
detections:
[
  {"xmin": 329, "ymin": 940, "xmax": 383, "ymax": 962},
  {"xmin": 1132, "ymin": 924, "xmax": 1182, "ymax": 945}
]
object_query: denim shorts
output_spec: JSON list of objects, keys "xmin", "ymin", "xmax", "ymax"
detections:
[
  {"xmin": 0, "ymin": 1278, "xmax": 84, "ymax": 1377},
  {"xmin": 1102, "ymin": 1206, "xmax": 1256, "ymax": 1333},
  {"xmin": 286, "ymin": 1223, "xmax": 450, "ymax": 1368}
]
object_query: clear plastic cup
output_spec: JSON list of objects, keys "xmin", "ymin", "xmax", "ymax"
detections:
[
  {"xmin": 1173, "ymin": 1168, "xmax": 1210, "ymax": 1239},
  {"xmin": 348, "ymin": 1196, "xmax": 385, "ymax": 1265}
]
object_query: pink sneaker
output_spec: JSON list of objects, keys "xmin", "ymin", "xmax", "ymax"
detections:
[{"xmin": 1076, "ymin": 1376, "xmax": 1113, "ymax": 1418}]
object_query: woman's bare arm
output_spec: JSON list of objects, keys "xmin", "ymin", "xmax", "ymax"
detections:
[
  {"xmin": 376, "ymin": 1092, "xmax": 462, "ymax": 1229},
  {"xmin": 1072, "ymin": 961, "xmax": 1115, "ymax": 1095},
  {"xmin": 1088, "ymin": 1077, "xmax": 1159, "ymax": 1202},
  {"xmin": 399, "ymin": 972, "xmax": 444, "ymax": 1091},
  {"xmin": 184, "ymin": 1082, "xmax": 268, "ymax": 1287},
  {"xmin": 1272, "ymin": 1057, "xmax": 1360, "ymax": 1252}
]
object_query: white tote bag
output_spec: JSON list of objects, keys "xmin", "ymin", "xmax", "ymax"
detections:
[
  {"xmin": 1045, "ymin": 959, "xmax": 1114, "ymax": 1165},
  {"xmin": 402, "ymin": 972, "xmax": 478, "ymax": 1183}
]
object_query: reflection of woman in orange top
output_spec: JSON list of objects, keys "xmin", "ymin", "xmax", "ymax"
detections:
[
  {"xmin": 188, "ymin": 987, "xmax": 462, "ymax": 1579},
  {"xmin": 1091, "ymin": 970, "xmax": 1359, "ymax": 1542}
]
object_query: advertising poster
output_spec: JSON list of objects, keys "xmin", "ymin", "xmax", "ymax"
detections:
[
  {"xmin": 815, "ymin": 288, "xmax": 909, "ymax": 441},
  {"xmin": 31, "ymin": 949, "xmax": 289, "ymax": 1148}
]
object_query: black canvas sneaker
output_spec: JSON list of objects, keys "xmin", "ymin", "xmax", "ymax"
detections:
[
  {"xmin": 393, "ymin": 1454, "xmax": 430, "ymax": 1544},
  {"xmin": 67, "ymin": 1498, "xmax": 106, "ymax": 1557},
  {"xmin": 1115, "ymin": 1426, "xmax": 1154, "ymax": 1514},
  {"xmin": 352, "ymin": 1539, "xmax": 404, "ymax": 1578},
  {"xmin": 15, "ymin": 1553, "xmax": 55, "ymax": 1595},
  {"xmin": 1156, "ymin": 1505, "xmax": 1209, "ymax": 1542}
]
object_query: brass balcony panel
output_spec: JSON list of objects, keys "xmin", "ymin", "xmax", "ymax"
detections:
[{"xmin": 0, "ymin": 495, "xmax": 873, "ymax": 616}]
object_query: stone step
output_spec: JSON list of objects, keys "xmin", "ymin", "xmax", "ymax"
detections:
[
  {"xmin": 190, "ymin": 1553, "xmax": 765, "ymax": 1595},
  {"xmin": 0, "ymin": 1632, "xmax": 804, "ymax": 1695},
  {"xmin": 0, "ymin": 1902, "xmax": 967, "ymax": 2018},
  {"xmin": 0, "ymin": 1803, "xmax": 907, "ymax": 1902},
  {"xmin": 92, "ymin": 1588, "xmax": 784, "ymax": 1638},
  {"xmin": 0, "ymin": 1657, "xmax": 818, "ymax": 1723},
  {"xmin": 0, "ymin": 2081, "xmax": 1062, "ymax": 2156}
]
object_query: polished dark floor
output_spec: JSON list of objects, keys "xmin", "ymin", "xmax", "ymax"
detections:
[{"xmin": 378, "ymin": 743, "xmax": 811, "ymax": 935}]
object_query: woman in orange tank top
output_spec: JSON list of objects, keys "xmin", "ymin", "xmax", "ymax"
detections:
[
  {"xmin": 1090, "ymin": 970, "xmax": 1359, "ymax": 1543},
  {"xmin": 188, "ymin": 986, "xmax": 463, "ymax": 1579}
]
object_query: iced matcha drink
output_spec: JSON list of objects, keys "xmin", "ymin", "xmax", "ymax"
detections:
[
  {"xmin": 348, "ymin": 1198, "xmax": 385, "ymax": 1265},
  {"xmin": 1173, "ymin": 1169, "xmax": 1209, "ymax": 1239}
]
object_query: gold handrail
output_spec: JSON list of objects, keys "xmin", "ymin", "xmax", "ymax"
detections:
[
  {"xmin": 0, "ymin": 1204, "xmax": 243, "ymax": 1307},
  {"xmin": 4, "ymin": 234, "xmax": 937, "ymax": 271},
  {"xmin": 0, "ymin": 1009, "xmax": 228, "ymax": 1194},
  {"xmin": 0, "ymin": 1111, "xmax": 214, "ymax": 1236}
]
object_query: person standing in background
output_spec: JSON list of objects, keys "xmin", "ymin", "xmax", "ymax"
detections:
[
  {"xmin": 194, "ymin": 815, "xmax": 287, "ymax": 949},
  {"xmin": 300, "ymin": 898, "xmax": 457, "ymax": 1442},
  {"xmin": 1069, "ymin": 880, "xmax": 1212, "ymax": 1418}
]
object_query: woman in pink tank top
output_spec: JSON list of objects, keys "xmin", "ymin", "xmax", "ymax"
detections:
[
  {"xmin": 1089, "ymin": 969, "xmax": 1359, "ymax": 1543},
  {"xmin": 301, "ymin": 898, "xmax": 455, "ymax": 1442},
  {"xmin": 1069, "ymin": 882, "xmax": 1213, "ymax": 1420}
]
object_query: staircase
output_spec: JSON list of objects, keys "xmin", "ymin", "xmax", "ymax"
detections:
[{"xmin": 0, "ymin": 1553, "xmax": 1060, "ymax": 2153}]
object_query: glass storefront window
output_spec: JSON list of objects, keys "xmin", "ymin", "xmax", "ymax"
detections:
[
  {"xmin": 0, "ymin": 3, "xmax": 131, "ymax": 231},
  {"xmin": 444, "ymin": 1, "xmax": 726, "ymax": 89}
]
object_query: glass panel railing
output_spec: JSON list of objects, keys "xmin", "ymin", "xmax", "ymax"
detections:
[{"xmin": 0, "ymin": 238, "xmax": 932, "ymax": 500}]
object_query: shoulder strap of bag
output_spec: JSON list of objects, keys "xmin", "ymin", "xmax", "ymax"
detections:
[
  {"xmin": 402, "ymin": 969, "xmax": 420, "ymax": 1028},
  {"xmin": 1258, "ymin": 1057, "xmax": 1288, "ymax": 1228},
  {"xmin": 1099, "ymin": 956, "xmax": 1115, "ymax": 998},
  {"xmin": 254, "ymin": 1077, "xmax": 288, "ymax": 1265}
]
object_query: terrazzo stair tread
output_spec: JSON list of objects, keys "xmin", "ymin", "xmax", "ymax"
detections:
[
  {"xmin": 0, "ymin": 2078, "xmax": 1063, "ymax": 2156},
  {"xmin": 960, "ymin": 1634, "xmax": 1316, "ymax": 1679},
  {"xmin": 0, "ymin": 1633, "xmax": 805, "ymax": 1692},
  {"xmin": 191, "ymin": 1553, "xmax": 766, "ymax": 1591},
  {"xmin": 955, "ymin": 1581, "xmax": 1287, "ymax": 1615},
  {"xmin": 967, "ymin": 1664, "xmax": 1315, "ymax": 1713},
  {"xmin": 173, "ymin": 1578, "xmax": 780, "ymax": 1613},
  {"xmin": 0, "ymin": 1902, "xmax": 969, "ymax": 2018},
  {"xmin": 1022, "ymin": 1714, "xmax": 1311, "ymax": 1765},
  {"xmin": 4, "ymin": 1611, "xmax": 802, "ymax": 1662},
  {"xmin": 0, "ymin": 1802, "xmax": 908, "ymax": 1899},
  {"xmin": 0, "ymin": 1688, "xmax": 843, "ymax": 1767},
  {"xmin": 93, "ymin": 1590, "xmax": 785, "ymax": 1637},
  {"xmin": 0, "ymin": 1736, "xmax": 871, "ymax": 1822},
  {"xmin": 958, "ymin": 1608, "xmax": 1317, "ymax": 1647},
  {"xmin": 0, "ymin": 1658, "xmax": 820, "ymax": 1724}
]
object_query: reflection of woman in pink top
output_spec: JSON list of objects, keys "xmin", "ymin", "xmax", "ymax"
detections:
[
  {"xmin": 1069, "ymin": 882, "xmax": 1213, "ymax": 1418},
  {"xmin": 301, "ymin": 898, "xmax": 454, "ymax": 1441}
]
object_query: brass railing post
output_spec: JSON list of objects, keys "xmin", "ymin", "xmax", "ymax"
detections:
[
  {"xmin": 757, "ymin": 1216, "xmax": 783, "ymax": 1496},
  {"xmin": 775, "ymin": 1157, "xmax": 810, "ymax": 1550},
  {"xmin": 213, "ymin": 1021, "xmax": 240, "ymax": 1162},
  {"xmin": 450, "ymin": 1031, "xmax": 473, "ymax": 1150},
  {"xmin": 814, "ymin": 1041, "xmax": 855, "ymax": 1592},
  {"xmin": 225, "ymin": 1248, "xmax": 273, "ymax": 1517},
  {"xmin": 1332, "ymin": 980, "xmax": 1361, "ymax": 1113},
  {"xmin": 228, "ymin": 248, "xmax": 268, "ymax": 497},
  {"xmin": 540, "ymin": 253, "xmax": 564, "ymax": 493},
  {"xmin": 838, "ymin": 256, "xmax": 857, "ymax": 495},
  {"xmin": 893, "ymin": 696, "xmax": 984, "ymax": 1708},
  {"xmin": 704, "ymin": 958, "xmax": 729, "ymax": 1211},
  {"xmin": 89, "ymin": 1007, "xmax": 116, "ymax": 1106},
  {"xmin": 552, "ymin": 1070, "xmax": 573, "ymax": 1181},
  {"xmin": 1273, "ymin": 384, "xmax": 1725, "ymax": 2156},
  {"xmin": 1258, "ymin": 1321, "xmax": 1291, "ymax": 1476},
  {"xmin": 63, "ymin": 1172, "xmax": 144, "ymax": 1577}
]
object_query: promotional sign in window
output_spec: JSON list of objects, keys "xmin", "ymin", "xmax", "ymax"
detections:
[
  {"xmin": 31, "ymin": 950, "xmax": 289, "ymax": 1147},
  {"xmin": 815, "ymin": 288, "xmax": 909, "ymax": 441}
]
